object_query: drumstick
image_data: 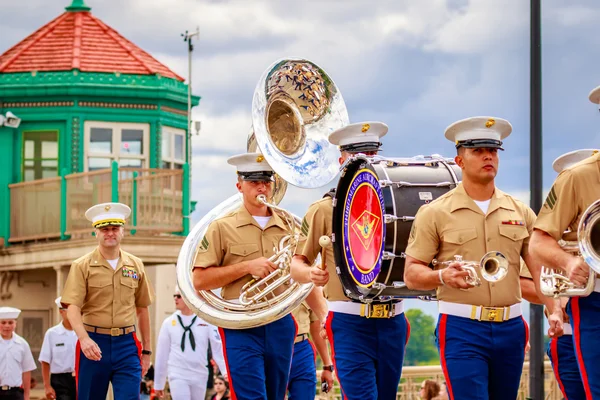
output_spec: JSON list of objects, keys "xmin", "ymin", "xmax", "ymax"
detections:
[{"xmin": 319, "ymin": 236, "xmax": 332, "ymax": 271}]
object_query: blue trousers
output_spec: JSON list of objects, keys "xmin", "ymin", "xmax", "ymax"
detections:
[
  {"xmin": 325, "ymin": 311, "xmax": 409, "ymax": 400},
  {"xmin": 436, "ymin": 314, "xmax": 527, "ymax": 400},
  {"xmin": 218, "ymin": 314, "xmax": 296, "ymax": 400},
  {"xmin": 288, "ymin": 339, "xmax": 317, "ymax": 400},
  {"xmin": 76, "ymin": 331, "xmax": 141, "ymax": 400},
  {"xmin": 547, "ymin": 333, "xmax": 585, "ymax": 400},
  {"xmin": 567, "ymin": 293, "xmax": 600, "ymax": 399}
]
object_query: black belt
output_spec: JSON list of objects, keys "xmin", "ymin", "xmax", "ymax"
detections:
[
  {"xmin": 0, "ymin": 386, "xmax": 22, "ymax": 392},
  {"xmin": 294, "ymin": 333, "xmax": 308, "ymax": 344}
]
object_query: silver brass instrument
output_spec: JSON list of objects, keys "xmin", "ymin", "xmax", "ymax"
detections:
[
  {"xmin": 176, "ymin": 58, "xmax": 349, "ymax": 329},
  {"xmin": 432, "ymin": 251, "xmax": 509, "ymax": 287},
  {"xmin": 540, "ymin": 199, "xmax": 600, "ymax": 297}
]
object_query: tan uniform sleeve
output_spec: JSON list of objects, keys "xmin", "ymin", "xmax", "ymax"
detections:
[
  {"xmin": 308, "ymin": 308, "xmax": 319, "ymax": 323},
  {"xmin": 61, "ymin": 261, "xmax": 87, "ymax": 308},
  {"xmin": 135, "ymin": 263, "xmax": 154, "ymax": 307},
  {"xmin": 534, "ymin": 170, "xmax": 578, "ymax": 240},
  {"xmin": 296, "ymin": 202, "xmax": 327, "ymax": 265},
  {"xmin": 193, "ymin": 221, "xmax": 223, "ymax": 268},
  {"xmin": 519, "ymin": 258, "xmax": 532, "ymax": 279},
  {"xmin": 520, "ymin": 205, "xmax": 537, "ymax": 259},
  {"xmin": 404, "ymin": 204, "xmax": 440, "ymax": 263}
]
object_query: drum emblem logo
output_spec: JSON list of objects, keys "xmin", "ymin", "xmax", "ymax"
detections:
[
  {"xmin": 352, "ymin": 211, "xmax": 380, "ymax": 250},
  {"xmin": 342, "ymin": 169, "xmax": 385, "ymax": 288}
]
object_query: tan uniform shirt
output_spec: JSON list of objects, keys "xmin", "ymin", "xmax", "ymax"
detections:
[
  {"xmin": 291, "ymin": 303, "xmax": 319, "ymax": 336},
  {"xmin": 535, "ymin": 152, "xmax": 600, "ymax": 240},
  {"xmin": 194, "ymin": 205, "xmax": 288, "ymax": 300},
  {"xmin": 405, "ymin": 183, "xmax": 536, "ymax": 307},
  {"xmin": 61, "ymin": 248, "xmax": 154, "ymax": 328},
  {"xmin": 295, "ymin": 197, "xmax": 348, "ymax": 301}
]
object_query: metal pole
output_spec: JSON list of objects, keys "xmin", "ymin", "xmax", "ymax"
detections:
[{"xmin": 529, "ymin": 0, "xmax": 544, "ymax": 399}]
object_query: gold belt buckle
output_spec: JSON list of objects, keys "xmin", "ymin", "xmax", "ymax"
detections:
[
  {"xmin": 110, "ymin": 327, "xmax": 121, "ymax": 336},
  {"xmin": 479, "ymin": 307, "xmax": 504, "ymax": 322},
  {"xmin": 364, "ymin": 304, "xmax": 390, "ymax": 319},
  {"xmin": 1, "ymin": 386, "xmax": 9, "ymax": 390}
]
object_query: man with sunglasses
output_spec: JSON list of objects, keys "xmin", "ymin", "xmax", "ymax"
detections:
[
  {"xmin": 154, "ymin": 289, "xmax": 226, "ymax": 400},
  {"xmin": 39, "ymin": 297, "xmax": 77, "ymax": 400}
]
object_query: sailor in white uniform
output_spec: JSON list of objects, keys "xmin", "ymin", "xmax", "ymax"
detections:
[
  {"xmin": 39, "ymin": 297, "xmax": 77, "ymax": 400},
  {"xmin": 0, "ymin": 307, "xmax": 36, "ymax": 400},
  {"xmin": 154, "ymin": 289, "xmax": 227, "ymax": 400}
]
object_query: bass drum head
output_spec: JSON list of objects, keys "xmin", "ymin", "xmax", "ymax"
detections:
[{"xmin": 332, "ymin": 157, "xmax": 387, "ymax": 301}]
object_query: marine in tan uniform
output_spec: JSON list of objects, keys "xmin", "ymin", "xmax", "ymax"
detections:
[
  {"xmin": 291, "ymin": 122, "xmax": 410, "ymax": 400},
  {"xmin": 61, "ymin": 202, "xmax": 154, "ymax": 400},
  {"xmin": 530, "ymin": 100, "xmax": 600, "ymax": 397},
  {"xmin": 192, "ymin": 152, "xmax": 299, "ymax": 400},
  {"xmin": 403, "ymin": 116, "xmax": 545, "ymax": 400}
]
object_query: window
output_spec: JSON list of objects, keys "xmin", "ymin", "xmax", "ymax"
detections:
[
  {"xmin": 22, "ymin": 131, "xmax": 58, "ymax": 181},
  {"xmin": 162, "ymin": 127, "xmax": 186, "ymax": 169},
  {"xmin": 85, "ymin": 122, "xmax": 149, "ymax": 171}
]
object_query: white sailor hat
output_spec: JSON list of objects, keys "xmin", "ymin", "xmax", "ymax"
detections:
[
  {"xmin": 85, "ymin": 202, "xmax": 131, "ymax": 228},
  {"xmin": 552, "ymin": 149, "xmax": 599, "ymax": 173},
  {"xmin": 589, "ymin": 85, "xmax": 600, "ymax": 104},
  {"xmin": 227, "ymin": 152, "xmax": 275, "ymax": 181},
  {"xmin": 444, "ymin": 116, "xmax": 512, "ymax": 150},
  {"xmin": 0, "ymin": 306, "xmax": 21, "ymax": 320},
  {"xmin": 55, "ymin": 296, "xmax": 64, "ymax": 309},
  {"xmin": 328, "ymin": 122, "xmax": 388, "ymax": 153}
]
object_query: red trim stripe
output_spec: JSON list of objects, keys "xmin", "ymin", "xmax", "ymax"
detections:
[
  {"xmin": 571, "ymin": 298, "xmax": 593, "ymax": 400},
  {"xmin": 438, "ymin": 314, "xmax": 455, "ymax": 400},
  {"xmin": 308, "ymin": 339, "xmax": 317, "ymax": 363},
  {"xmin": 550, "ymin": 337, "xmax": 568, "ymax": 399},
  {"xmin": 521, "ymin": 316, "xmax": 530, "ymax": 357},
  {"xmin": 217, "ymin": 328, "xmax": 238, "ymax": 400},
  {"xmin": 75, "ymin": 340, "xmax": 81, "ymax": 399},
  {"xmin": 325, "ymin": 312, "xmax": 347, "ymax": 400},
  {"xmin": 133, "ymin": 332, "xmax": 142, "ymax": 368}
]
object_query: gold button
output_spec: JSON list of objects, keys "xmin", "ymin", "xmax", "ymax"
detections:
[
  {"xmin": 458, "ymin": 237, "xmax": 463, "ymax": 242},
  {"xmin": 513, "ymin": 234, "xmax": 517, "ymax": 239},
  {"xmin": 487, "ymin": 238, "xmax": 491, "ymax": 242}
]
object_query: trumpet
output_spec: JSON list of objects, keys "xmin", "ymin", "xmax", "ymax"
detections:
[
  {"xmin": 432, "ymin": 251, "xmax": 509, "ymax": 287},
  {"xmin": 539, "ymin": 199, "xmax": 600, "ymax": 298}
]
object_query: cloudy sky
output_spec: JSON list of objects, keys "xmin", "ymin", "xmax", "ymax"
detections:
[{"xmin": 3, "ymin": 0, "xmax": 600, "ymax": 319}]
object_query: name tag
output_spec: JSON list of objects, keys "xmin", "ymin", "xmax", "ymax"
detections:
[
  {"xmin": 55, "ymin": 343, "xmax": 65, "ymax": 347},
  {"xmin": 122, "ymin": 267, "xmax": 139, "ymax": 279}
]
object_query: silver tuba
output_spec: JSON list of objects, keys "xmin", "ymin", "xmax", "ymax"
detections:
[
  {"xmin": 540, "ymin": 199, "xmax": 600, "ymax": 297},
  {"xmin": 176, "ymin": 58, "xmax": 349, "ymax": 329},
  {"xmin": 432, "ymin": 251, "xmax": 509, "ymax": 287}
]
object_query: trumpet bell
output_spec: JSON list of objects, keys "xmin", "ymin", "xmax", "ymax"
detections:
[
  {"xmin": 480, "ymin": 251, "xmax": 509, "ymax": 282},
  {"xmin": 250, "ymin": 58, "xmax": 349, "ymax": 189}
]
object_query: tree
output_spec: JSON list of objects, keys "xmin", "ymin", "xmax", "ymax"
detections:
[{"xmin": 404, "ymin": 308, "xmax": 440, "ymax": 366}]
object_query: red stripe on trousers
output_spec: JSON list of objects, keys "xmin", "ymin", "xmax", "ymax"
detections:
[
  {"xmin": 75, "ymin": 340, "xmax": 81, "ymax": 399},
  {"xmin": 217, "ymin": 327, "xmax": 237, "ymax": 400},
  {"xmin": 438, "ymin": 314, "xmax": 455, "ymax": 400},
  {"xmin": 550, "ymin": 337, "xmax": 568, "ymax": 399},
  {"xmin": 571, "ymin": 298, "xmax": 593, "ymax": 399},
  {"xmin": 405, "ymin": 314, "xmax": 411, "ymax": 346},
  {"xmin": 325, "ymin": 312, "xmax": 347, "ymax": 400},
  {"xmin": 522, "ymin": 316, "xmax": 530, "ymax": 356}
]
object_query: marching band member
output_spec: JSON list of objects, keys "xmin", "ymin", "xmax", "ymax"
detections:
[
  {"xmin": 288, "ymin": 303, "xmax": 333, "ymax": 399},
  {"xmin": 530, "ymin": 101, "xmax": 600, "ymax": 398},
  {"xmin": 291, "ymin": 122, "xmax": 410, "ymax": 400},
  {"xmin": 403, "ymin": 116, "xmax": 546, "ymax": 399},
  {"xmin": 154, "ymin": 288, "xmax": 227, "ymax": 400},
  {"xmin": 0, "ymin": 307, "xmax": 36, "ymax": 400},
  {"xmin": 61, "ymin": 202, "xmax": 154, "ymax": 400},
  {"xmin": 193, "ymin": 152, "xmax": 297, "ymax": 400},
  {"xmin": 39, "ymin": 297, "xmax": 77, "ymax": 400}
]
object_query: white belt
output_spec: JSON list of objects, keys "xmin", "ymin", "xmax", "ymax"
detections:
[
  {"xmin": 438, "ymin": 301, "xmax": 522, "ymax": 322},
  {"xmin": 327, "ymin": 301, "xmax": 404, "ymax": 318},
  {"xmin": 563, "ymin": 323, "xmax": 572, "ymax": 335}
]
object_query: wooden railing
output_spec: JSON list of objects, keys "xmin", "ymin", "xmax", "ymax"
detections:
[
  {"xmin": 8, "ymin": 163, "xmax": 188, "ymax": 243},
  {"xmin": 314, "ymin": 361, "xmax": 562, "ymax": 399}
]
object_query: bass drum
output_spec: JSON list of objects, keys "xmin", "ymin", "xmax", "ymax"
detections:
[{"xmin": 331, "ymin": 155, "xmax": 462, "ymax": 303}]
